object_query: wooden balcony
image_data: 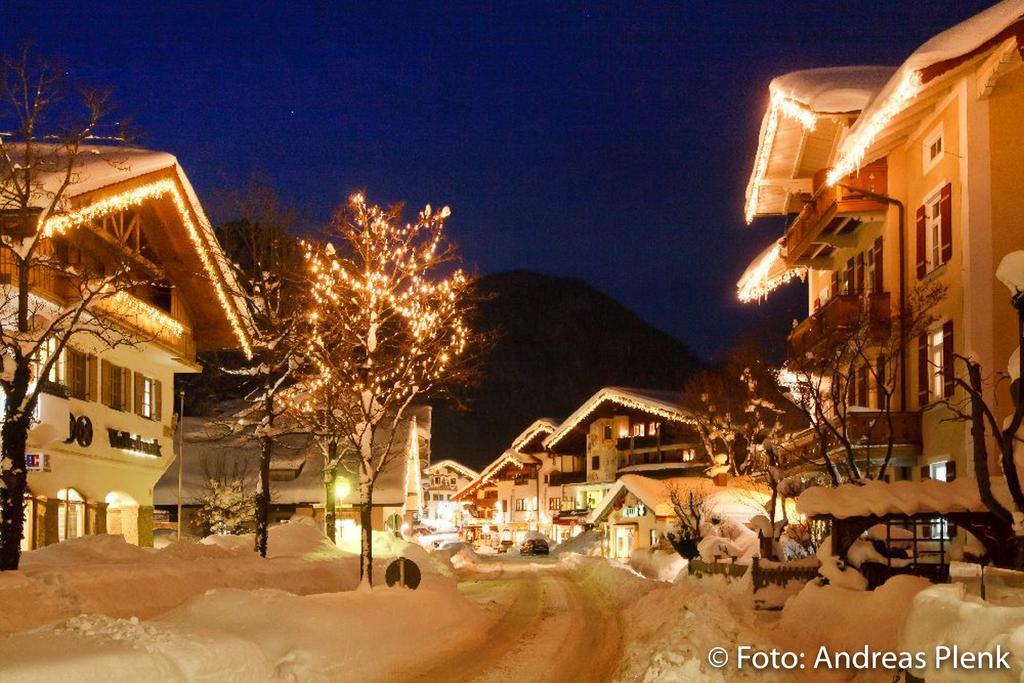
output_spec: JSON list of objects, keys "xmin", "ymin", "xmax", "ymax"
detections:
[
  {"xmin": 782, "ymin": 160, "xmax": 888, "ymax": 264},
  {"xmin": 846, "ymin": 410, "xmax": 922, "ymax": 446},
  {"xmin": 549, "ymin": 470, "xmax": 586, "ymax": 486},
  {"xmin": 789, "ymin": 292, "xmax": 891, "ymax": 360}
]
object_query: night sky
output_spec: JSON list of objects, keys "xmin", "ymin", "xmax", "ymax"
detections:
[{"xmin": 3, "ymin": 1, "xmax": 997, "ymax": 358}]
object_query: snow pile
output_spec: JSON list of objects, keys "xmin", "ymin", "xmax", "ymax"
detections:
[
  {"xmin": 697, "ymin": 518, "xmax": 761, "ymax": 563},
  {"xmin": 1, "ymin": 522, "xmax": 422, "ymax": 634},
  {"xmin": 779, "ymin": 575, "xmax": 931, "ymax": 654},
  {"xmin": 796, "ymin": 477, "xmax": 1012, "ymax": 518},
  {"xmin": 0, "ymin": 582, "xmax": 487, "ymax": 682},
  {"xmin": 628, "ymin": 548, "xmax": 688, "ymax": 582},
  {"xmin": 815, "ymin": 535, "xmax": 868, "ymax": 590},
  {"xmin": 615, "ymin": 572, "xmax": 778, "ymax": 681},
  {"xmin": 901, "ymin": 583, "xmax": 1024, "ymax": 682},
  {"xmin": 201, "ymin": 517, "xmax": 346, "ymax": 560},
  {"xmin": 22, "ymin": 534, "xmax": 153, "ymax": 567},
  {"xmin": 559, "ymin": 554, "xmax": 656, "ymax": 608},
  {"xmin": 552, "ymin": 529, "xmax": 602, "ymax": 557}
]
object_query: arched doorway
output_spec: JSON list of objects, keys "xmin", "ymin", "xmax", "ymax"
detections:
[
  {"xmin": 57, "ymin": 488, "xmax": 85, "ymax": 542},
  {"xmin": 105, "ymin": 491, "xmax": 140, "ymax": 545}
]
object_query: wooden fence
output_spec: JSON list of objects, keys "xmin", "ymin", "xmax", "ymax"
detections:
[{"xmin": 688, "ymin": 557, "xmax": 820, "ymax": 593}]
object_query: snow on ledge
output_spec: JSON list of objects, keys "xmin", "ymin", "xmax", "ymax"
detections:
[{"xmin": 797, "ymin": 478, "xmax": 1014, "ymax": 519}]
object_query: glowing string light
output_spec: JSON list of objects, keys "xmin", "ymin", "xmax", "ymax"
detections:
[
  {"xmin": 39, "ymin": 177, "xmax": 252, "ymax": 358},
  {"xmin": 542, "ymin": 388, "xmax": 698, "ymax": 452},
  {"xmin": 107, "ymin": 290, "xmax": 186, "ymax": 336},
  {"xmin": 736, "ymin": 241, "xmax": 806, "ymax": 303},
  {"xmin": 826, "ymin": 71, "xmax": 922, "ymax": 186},
  {"xmin": 745, "ymin": 92, "xmax": 819, "ymax": 224}
]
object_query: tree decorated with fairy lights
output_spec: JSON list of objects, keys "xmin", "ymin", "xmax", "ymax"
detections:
[
  {"xmin": 0, "ymin": 49, "xmax": 146, "ymax": 570},
  {"xmin": 299, "ymin": 192, "xmax": 475, "ymax": 586}
]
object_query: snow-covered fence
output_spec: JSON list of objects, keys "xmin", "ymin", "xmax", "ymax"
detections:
[
  {"xmin": 750, "ymin": 557, "xmax": 820, "ymax": 592},
  {"xmin": 688, "ymin": 557, "xmax": 820, "ymax": 593},
  {"xmin": 687, "ymin": 557, "xmax": 748, "ymax": 581}
]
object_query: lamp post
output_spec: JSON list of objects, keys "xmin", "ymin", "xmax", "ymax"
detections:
[{"xmin": 176, "ymin": 389, "xmax": 185, "ymax": 541}]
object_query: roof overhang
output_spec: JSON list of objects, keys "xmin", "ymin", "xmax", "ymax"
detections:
[
  {"xmin": 6, "ymin": 144, "xmax": 253, "ymax": 357},
  {"xmin": 510, "ymin": 418, "xmax": 559, "ymax": 453},
  {"xmin": 543, "ymin": 387, "xmax": 696, "ymax": 454}
]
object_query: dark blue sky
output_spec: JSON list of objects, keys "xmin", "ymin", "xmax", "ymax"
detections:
[{"xmin": 4, "ymin": 1, "xmax": 996, "ymax": 357}]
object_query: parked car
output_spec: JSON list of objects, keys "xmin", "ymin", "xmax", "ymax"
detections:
[
  {"xmin": 497, "ymin": 539, "xmax": 515, "ymax": 553},
  {"xmin": 519, "ymin": 538, "xmax": 549, "ymax": 556}
]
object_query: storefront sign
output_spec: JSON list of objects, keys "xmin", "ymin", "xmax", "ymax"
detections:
[
  {"xmin": 107, "ymin": 428, "xmax": 162, "ymax": 457},
  {"xmin": 622, "ymin": 503, "xmax": 647, "ymax": 518},
  {"xmin": 26, "ymin": 453, "xmax": 48, "ymax": 471},
  {"xmin": 65, "ymin": 414, "xmax": 94, "ymax": 447}
]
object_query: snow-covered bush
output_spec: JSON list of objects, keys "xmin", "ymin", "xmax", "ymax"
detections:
[{"xmin": 195, "ymin": 478, "xmax": 256, "ymax": 536}]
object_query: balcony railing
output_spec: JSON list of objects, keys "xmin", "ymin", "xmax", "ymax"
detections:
[
  {"xmin": 549, "ymin": 470, "xmax": 586, "ymax": 486},
  {"xmin": 616, "ymin": 435, "xmax": 659, "ymax": 450},
  {"xmin": 782, "ymin": 160, "xmax": 888, "ymax": 263},
  {"xmin": 789, "ymin": 291, "xmax": 891, "ymax": 360},
  {"xmin": 846, "ymin": 410, "xmax": 922, "ymax": 446}
]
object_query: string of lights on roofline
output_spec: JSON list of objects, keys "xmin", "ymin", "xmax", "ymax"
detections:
[
  {"xmin": 39, "ymin": 177, "xmax": 253, "ymax": 358},
  {"xmin": 543, "ymin": 390, "xmax": 698, "ymax": 450},
  {"xmin": 740, "ymin": 71, "xmax": 925, "ymax": 302}
]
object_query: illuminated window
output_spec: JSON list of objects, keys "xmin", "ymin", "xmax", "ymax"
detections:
[
  {"xmin": 929, "ymin": 328, "xmax": 945, "ymax": 400},
  {"xmin": 57, "ymin": 488, "xmax": 85, "ymax": 542}
]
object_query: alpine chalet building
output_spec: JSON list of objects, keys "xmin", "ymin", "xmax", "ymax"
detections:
[
  {"xmin": 8, "ymin": 146, "xmax": 251, "ymax": 549},
  {"xmin": 738, "ymin": 4, "xmax": 1024, "ymax": 511}
]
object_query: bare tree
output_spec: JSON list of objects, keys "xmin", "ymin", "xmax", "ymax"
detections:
[
  {"xmin": 0, "ymin": 48, "xmax": 148, "ymax": 570},
  {"xmin": 781, "ymin": 281, "xmax": 945, "ymax": 484},
  {"xmin": 298, "ymin": 192, "xmax": 479, "ymax": 586},
  {"xmin": 215, "ymin": 180, "xmax": 308, "ymax": 557}
]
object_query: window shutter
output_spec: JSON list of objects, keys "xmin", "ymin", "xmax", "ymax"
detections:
[
  {"xmin": 946, "ymin": 460, "xmax": 957, "ymax": 482},
  {"xmin": 134, "ymin": 372, "xmax": 143, "ymax": 416},
  {"xmin": 916, "ymin": 204, "xmax": 927, "ymax": 279},
  {"xmin": 86, "ymin": 355, "xmax": 98, "ymax": 402},
  {"xmin": 845, "ymin": 257, "xmax": 854, "ymax": 294},
  {"xmin": 918, "ymin": 332, "xmax": 929, "ymax": 407},
  {"xmin": 873, "ymin": 237, "xmax": 884, "ymax": 291},
  {"xmin": 122, "ymin": 368, "xmax": 132, "ymax": 412},
  {"xmin": 830, "ymin": 271, "xmax": 839, "ymax": 299},
  {"xmin": 101, "ymin": 360, "xmax": 113, "ymax": 407},
  {"xmin": 942, "ymin": 320, "xmax": 955, "ymax": 398},
  {"xmin": 875, "ymin": 355, "xmax": 887, "ymax": 407},
  {"xmin": 154, "ymin": 379, "xmax": 162, "ymax": 421},
  {"xmin": 855, "ymin": 253, "xmax": 865, "ymax": 293},
  {"xmin": 857, "ymin": 365, "xmax": 868, "ymax": 407},
  {"xmin": 920, "ymin": 465, "xmax": 930, "ymax": 480},
  {"xmin": 939, "ymin": 183, "xmax": 953, "ymax": 265}
]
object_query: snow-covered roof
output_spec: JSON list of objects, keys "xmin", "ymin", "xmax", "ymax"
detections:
[
  {"xmin": 770, "ymin": 67, "xmax": 897, "ymax": 114},
  {"xmin": 589, "ymin": 474, "xmax": 770, "ymax": 524},
  {"xmin": 543, "ymin": 387, "xmax": 694, "ymax": 452},
  {"xmin": 451, "ymin": 449, "xmax": 541, "ymax": 501},
  {"xmin": 1, "ymin": 143, "xmax": 252, "ymax": 355},
  {"xmin": 425, "ymin": 459, "xmax": 478, "ymax": 480},
  {"xmin": 797, "ymin": 477, "xmax": 1017, "ymax": 519},
  {"xmin": 154, "ymin": 415, "xmax": 323, "ymax": 507},
  {"xmin": 736, "ymin": 240, "xmax": 806, "ymax": 303},
  {"xmin": 155, "ymin": 404, "xmax": 431, "ymax": 508},
  {"xmin": 744, "ymin": 67, "xmax": 894, "ymax": 221},
  {"xmin": 830, "ymin": 0, "xmax": 1024, "ymax": 182},
  {"xmin": 510, "ymin": 418, "xmax": 560, "ymax": 453}
]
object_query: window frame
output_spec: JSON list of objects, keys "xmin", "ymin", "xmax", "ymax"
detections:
[{"xmin": 922, "ymin": 123, "xmax": 944, "ymax": 174}]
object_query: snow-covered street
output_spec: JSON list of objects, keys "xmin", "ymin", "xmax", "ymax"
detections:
[{"xmin": 405, "ymin": 555, "xmax": 624, "ymax": 682}]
